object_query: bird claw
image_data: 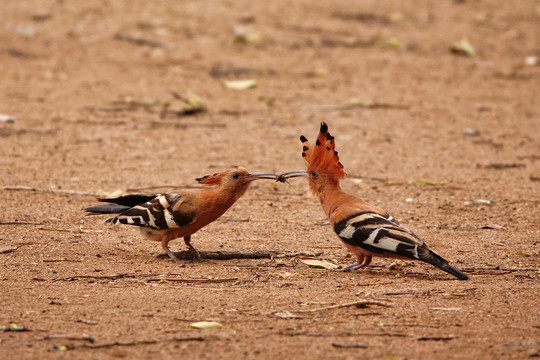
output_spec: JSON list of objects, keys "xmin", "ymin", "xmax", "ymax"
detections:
[
  {"xmin": 332, "ymin": 262, "xmax": 366, "ymax": 272},
  {"xmin": 166, "ymin": 256, "xmax": 187, "ymax": 264},
  {"xmin": 186, "ymin": 245, "xmax": 205, "ymax": 262},
  {"xmin": 163, "ymin": 246, "xmax": 188, "ymax": 264}
]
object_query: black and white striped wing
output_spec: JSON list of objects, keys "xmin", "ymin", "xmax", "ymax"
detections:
[
  {"xmin": 333, "ymin": 211, "xmax": 428, "ymax": 261},
  {"xmin": 107, "ymin": 194, "xmax": 196, "ymax": 229}
]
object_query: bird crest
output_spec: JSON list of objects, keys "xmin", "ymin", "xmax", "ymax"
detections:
[
  {"xmin": 195, "ymin": 171, "xmax": 223, "ymax": 185},
  {"xmin": 300, "ymin": 122, "xmax": 345, "ymax": 180},
  {"xmin": 196, "ymin": 167, "xmax": 241, "ymax": 185}
]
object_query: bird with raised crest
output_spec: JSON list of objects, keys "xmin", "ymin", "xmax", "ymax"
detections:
[
  {"xmin": 279, "ymin": 123, "xmax": 469, "ymax": 280},
  {"xmin": 86, "ymin": 167, "xmax": 278, "ymax": 262}
]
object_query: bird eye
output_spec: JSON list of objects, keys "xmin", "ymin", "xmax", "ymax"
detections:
[
  {"xmin": 232, "ymin": 173, "xmax": 239, "ymax": 179},
  {"xmin": 311, "ymin": 171, "xmax": 317, "ymax": 177}
]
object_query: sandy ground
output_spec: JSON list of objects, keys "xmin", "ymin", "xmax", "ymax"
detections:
[{"xmin": 1, "ymin": 0, "xmax": 539, "ymax": 359}]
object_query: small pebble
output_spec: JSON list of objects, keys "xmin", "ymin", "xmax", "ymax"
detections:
[
  {"xmin": 15, "ymin": 25, "xmax": 36, "ymax": 36},
  {"xmin": 525, "ymin": 56, "xmax": 538, "ymax": 66},
  {"xmin": 462, "ymin": 127, "xmax": 480, "ymax": 136},
  {"xmin": 474, "ymin": 199, "xmax": 492, "ymax": 205},
  {"xmin": 0, "ymin": 114, "xmax": 16, "ymax": 123},
  {"xmin": 405, "ymin": 198, "xmax": 413, "ymax": 203}
]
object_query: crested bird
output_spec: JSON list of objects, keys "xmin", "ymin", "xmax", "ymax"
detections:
[
  {"xmin": 86, "ymin": 167, "xmax": 278, "ymax": 262},
  {"xmin": 280, "ymin": 123, "xmax": 469, "ymax": 280}
]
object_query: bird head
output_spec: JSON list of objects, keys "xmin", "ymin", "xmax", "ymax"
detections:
[
  {"xmin": 279, "ymin": 122, "xmax": 345, "ymax": 194},
  {"xmin": 196, "ymin": 167, "xmax": 277, "ymax": 197}
]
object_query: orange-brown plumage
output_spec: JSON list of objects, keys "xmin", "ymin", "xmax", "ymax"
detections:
[
  {"xmin": 86, "ymin": 167, "xmax": 277, "ymax": 262},
  {"xmin": 283, "ymin": 122, "xmax": 468, "ymax": 280}
]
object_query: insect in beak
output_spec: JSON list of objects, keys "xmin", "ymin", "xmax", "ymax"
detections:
[{"xmin": 276, "ymin": 170, "xmax": 308, "ymax": 183}]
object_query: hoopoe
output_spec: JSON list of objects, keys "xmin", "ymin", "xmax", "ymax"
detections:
[
  {"xmin": 86, "ymin": 167, "xmax": 278, "ymax": 262},
  {"xmin": 280, "ymin": 123, "xmax": 469, "ymax": 280}
]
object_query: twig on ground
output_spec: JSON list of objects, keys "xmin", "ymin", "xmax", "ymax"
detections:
[
  {"xmin": 150, "ymin": 121, "xmax": 225, "ymax": 129},
  {"xmin": 435, "ymin": 225, "xmax": 477, "ymax": 231},
  {"xmin": 417, "ymin": 335, "xmax": 458, "ymax": 341},
  {"xmin": 114, "ymin": 33, "xmax": 162, "ymax": 47},
  {"xmin": 0, "ymin": 221, "xmax": 42, "ymax": 225},
  {"xmin": 286, "ymin": 299, "xmax": 392, "ymax": 313},
  {"xmin": 160, "ymin": 250, "xmax": 324, "ymax": 260},
  {"xmin": 272, "ymin": 331, "xmax": 410, "ymax": 338},
  {"xmin": 217, "ymin": 218, "xmax": 252, "ymax": 222},
  {"xmin": 38, "ymin": 226, "xmax": 103, "ymax": 234},
  {"xmin": 351, "ymin": 312, "xmax": 383, "ymax": 317},
  {"xmin": 53, "ymin": 273, "xmax": 136, "ymax": 281},
  {"xmin": 38, "ymin": 227, "xmax": 80, "ymax": 233},
  {"xmin": 146, "ymin": 277, "xmax": 239, "ymax": 284},
  {"xmin": 434, "ymin": 224, "xmax": 504, "ymax": 231},
  {"xmin": 6, "ymin": 334, "xmax": 95, "ymax": 343},
  {"xmin": 378, "ymin": 290, "xmax": 421, "ymax": 296},
  {"xmin": 462, "ymin": 266, "xmax": 538, "ymax": 273},
  {"xmin": 0, "ymin": 246, "xmax": 18, "ymax": 254},
  {"xmin": 53, "ymin": 272, "xmax": 237, "ymax": 284},
  {"xmin": 162, "ymin": 250, "xmax": 273, "ymax": 260},
  {"xmin": 484, "ymin": 163, "xmax": 525, "ymax": 170},
  {"xmin": 50, "ymin": 336, "xmax": 204, "ymax": 351},
  {"xmin": 1, "ymin": 186, "xmax": 97, "ymax": 196},
  {"xmin": 275, "ymin": 251, "xmax": 324, "ymax": 258},
  {"xmin": 301, "ymin": 103, "xmax": 410, "ymax": 112},
  {"xmin": 222, "ymin": 264, "xmax": 295, "ymax": 268},
  {"xmin": 382, "ymin": 323, "xmax": 443, "ymax": 328},
  {"xmin": 332, "ymin": 342, "xmax": 368, "ymax": 349}
]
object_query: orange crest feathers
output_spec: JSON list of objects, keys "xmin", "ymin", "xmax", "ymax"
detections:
[
  {"xmin": 195, "ymin": 171, "xmax": 223, "ymax": 185},
  {"xmin": 300, "ymin": 122, "xmax": 345, "ymax": 180}
]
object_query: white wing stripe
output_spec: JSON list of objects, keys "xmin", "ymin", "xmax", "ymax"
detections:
[
  {"xmin": 158, "ymin": 196, "xmax": 170, "ymax": 209},
  {"xmin": 164, "ymin": 210, "xmax": 177, "ymax": 228},
  {"xmin": 339, "ymin": 224, "xmax": 356, "ymax": 240}
]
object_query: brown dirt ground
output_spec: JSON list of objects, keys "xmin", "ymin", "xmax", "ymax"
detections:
[{"xmin": 1, "ymin": 1, "xmax": 539, "ymax": 359}]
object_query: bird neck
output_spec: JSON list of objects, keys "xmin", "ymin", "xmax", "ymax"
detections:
[
  {"xmin": 315, "ymin": 183, "xmax": 348, "ymax": 218},
  {"xmin": 213, "ymin": 183, "xmax": 249, "ymax": 207}
]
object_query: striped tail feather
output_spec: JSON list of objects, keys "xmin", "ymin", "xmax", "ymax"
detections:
[
  {"xmin": 85, "ymin": 204, "xmax": 131, "ymax": 216},
  {"xmin": 86, "ymin": 194, "xmax": 158, "ymax": 217},
  {"xmin": 423, "ymin": 250, "xmax": 469, "ymax": 280}
]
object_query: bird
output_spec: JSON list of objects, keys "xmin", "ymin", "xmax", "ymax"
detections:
[
  {"xmin": 85, "ymin": 167, "xmax": 278, "ymax": 262},
  {"xmin": 279, "ymin": 122, "xmax": 469, "ymax": 280}
]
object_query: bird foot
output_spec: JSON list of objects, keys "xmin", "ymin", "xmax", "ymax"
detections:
[
  {"xmin": 333, "ymin": 261, "xmax": 372, "ymax": 272},
  {"xmin": 187, "ymin": 246, "xmax": 206, "ymax": 262},
  {"xmin": 163, "ymin": 247, "xmax": 185, "ymax": 263},
  {"xmin": 332, "ymin": 262, "xmax": 363, "ymax": 272}
]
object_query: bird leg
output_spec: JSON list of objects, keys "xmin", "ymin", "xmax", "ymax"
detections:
[
  {"xmin": 334, "ymin": 262, "xmax": 363, "ymax": 272},
  {"xmin": 184, "ymin": 236, "xmax": 204, "ymax": 262},
  {"xmin": 359, "ymin": 255, "xmax": 372, "ymax": 268},
  {"xmin": 163, "ymin": 245, "xmax": 183, "ymax": 263},
  {"xmin": 333, "ymin": 254, "xmax": 372, "ymax": 272}
]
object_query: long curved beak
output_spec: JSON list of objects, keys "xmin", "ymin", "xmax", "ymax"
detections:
[
  {"xmin": 242, "ymin": 172, "xmax": 279, "ymax": 182},
  {"xmin": 276, "ymin": 170, "xmax": 308, "ymax": 183}
]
